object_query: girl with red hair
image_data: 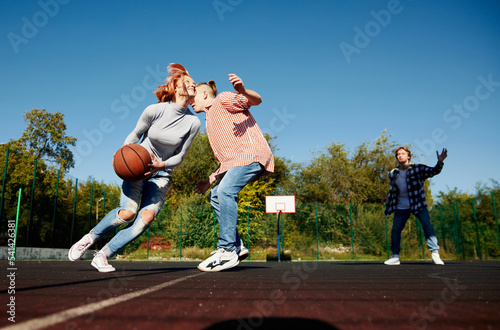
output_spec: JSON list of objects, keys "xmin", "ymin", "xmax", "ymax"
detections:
[{"xmin": 69, "ymin": 64, "xmax": 200, "ymax": 272}]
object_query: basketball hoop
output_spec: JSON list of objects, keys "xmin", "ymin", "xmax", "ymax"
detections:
[{"xmin": 265, "ymin": 196, "xmax": 296, "ymax": 261}]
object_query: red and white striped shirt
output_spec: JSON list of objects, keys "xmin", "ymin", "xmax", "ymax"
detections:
[{"xmin": 205, "ymin": 92, "xmax": 274, "ymax": 182}]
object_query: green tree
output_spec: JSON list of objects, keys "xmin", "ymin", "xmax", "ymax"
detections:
[
  {"xmin": 166, "ymin": 132, "xmax": 217, "ymax": 206},
  {"xmin": 16, "ymin": 108, "xmax": 77, "ymax": 172},
  {"xmin": 351, "ymin": 130, "xmax": 398, "ymax": 203},
  {"xmin": 293, "ymin": 141, "xmax": 353, "ymax": 204}
]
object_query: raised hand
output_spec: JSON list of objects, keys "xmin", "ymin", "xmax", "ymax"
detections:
[
  {"xmin": 436, "ymin": 148, "xmax": 448, "ymax": 163},
  {"xmin": 228, "ymin": 74, "xmax": 245, "ymax": 94},
  {"xmin": 228, "ymin": 74, "xmax": 262, "ymax": 106}
]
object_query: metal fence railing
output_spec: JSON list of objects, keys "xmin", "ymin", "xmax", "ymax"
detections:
[
  {"xmin": 2, "ymin": 147, "xmax": 500, "ymax": 261},
  {"xmin": 4, "ymin": 187, "xmax": 500, "ymax": 261}
]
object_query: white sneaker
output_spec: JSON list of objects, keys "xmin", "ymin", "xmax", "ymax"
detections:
[
  {"xmin": 432, "ymin": 251, "xmax": 444, "ymax": 265},
  {"xmin": 238, "ymin": 245, "xmax": 249, "ymax": 261},
  {"xmin": 384, "ymin": 255, "xmax": 400, "ymax": 265},
  {"xmin": 209, "ymin": 245, "xmax": 249, "ymax": 261},
  {"xmin": 91, "ymin": 252, "xmax": 116, "ymax": 273},
  {"xmin": 68, "ymin": 234, "xmax": 95, "ymax": 261},
  {"xmin": 198, "ymin": 248, "xmax": 239, "ymax": 272}
]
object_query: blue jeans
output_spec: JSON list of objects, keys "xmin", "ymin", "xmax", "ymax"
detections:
[
  {"xmin": 91, "ymin": 173, "xmax": 170, "ymax": 255},
  {"xmin": 390, "ymin": 208, "xmax": 439, "ymax": 255},
  {"xmin": 210, "ymin": 162, "xmax": 264, "ymax": 252}
]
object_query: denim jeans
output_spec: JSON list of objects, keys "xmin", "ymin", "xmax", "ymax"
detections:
[
  {"xmin": 91, "ymin": 173, "xmax": 170, "ymax": 255},
  {"xmin": 390, "ymin": 207, "xmax": 439, "ymax": 255},
  {"xmin": 210, "ymin": 162, "xmax": 264, "ymax": 252}
]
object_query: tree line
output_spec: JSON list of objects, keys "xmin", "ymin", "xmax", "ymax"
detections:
[{"xmin": 1, "ymin": 109, "xmax": 498, "ymax": 259}]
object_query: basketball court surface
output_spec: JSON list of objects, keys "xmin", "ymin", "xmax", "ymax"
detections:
[{"xmin": 1, "ymin": 260, "xmax": 499, "ymax": 329}]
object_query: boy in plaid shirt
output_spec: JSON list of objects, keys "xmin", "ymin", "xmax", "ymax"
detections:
[{"xmin": 382, "ymin": 147, "xmax": 448, "ymax": 265}]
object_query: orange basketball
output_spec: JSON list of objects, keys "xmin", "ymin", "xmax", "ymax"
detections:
[{"xmin": 113, "ymin": 144, "xmax": 152, "ymax": 182}]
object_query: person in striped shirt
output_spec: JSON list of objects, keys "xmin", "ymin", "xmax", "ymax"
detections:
[{"xmin": 192, "ymin": 74, "xmax": 274, "ymax": 272}]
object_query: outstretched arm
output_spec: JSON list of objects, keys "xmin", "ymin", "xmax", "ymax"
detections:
[
  {"xmin": 437, "ymin": 148, "xmax": 448, "ymax": 164},
  {"xmin": 229, "ymin": 74, "xmax": 262, "ymax": 106}
]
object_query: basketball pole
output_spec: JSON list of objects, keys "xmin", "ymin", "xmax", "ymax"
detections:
[{"xmin": 277, "ymin": 210, "xmax": 281, "ymax": 262}]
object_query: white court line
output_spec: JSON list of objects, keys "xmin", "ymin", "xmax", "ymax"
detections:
[{"xmin": 2, "ymin": 272, "xmax": 205, "ymax": 330}]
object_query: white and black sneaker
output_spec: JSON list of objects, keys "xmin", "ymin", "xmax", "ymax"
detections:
[
  {"xmin": 238, "ymin": 245, "xmax": 249, "ymax": 261},
  {"xmin": 211, "ymin": 243, "xmax": 249, "ymax": 261},
  {"xmin": 198, "ymin": 248, "xmax": 239, "ymax": 272}
]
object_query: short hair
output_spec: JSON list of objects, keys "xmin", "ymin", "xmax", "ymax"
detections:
[
  {"xmin": 154, "ymin": 63, "xmax": 191, "ymax": 103},
  {"xmin": 196, "ymin": 80, "xmax": 217, "ymax": 97},
  {"xmin": 395, "ymin": 147, "xmax": 411, "ymax": 160}
]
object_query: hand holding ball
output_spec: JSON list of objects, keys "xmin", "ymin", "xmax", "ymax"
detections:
[{"xmin": 113, "ymin": 144, "xmax": 152, "ymax": 182}]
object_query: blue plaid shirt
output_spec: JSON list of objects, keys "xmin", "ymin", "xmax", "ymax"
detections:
[{"xmin": 384, "ymin": 162, "xmax": 444, "ymax": 216}]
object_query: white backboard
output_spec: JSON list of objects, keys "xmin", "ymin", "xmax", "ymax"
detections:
[{"xmin": 265, "ymin": 195, "xmax": 296, "ymax": 213}]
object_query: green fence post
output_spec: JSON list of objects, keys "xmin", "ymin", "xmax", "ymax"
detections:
[
  {"xmin": 349, "ymin": 204, "xmax": 355, "ymax": 260},
  {"xmin": 102, "ymin": 190, "xmax": 106, "ymax": 218},
  {"xmin": 88, "ymin": 185, "xmax": 93, "ymax": 232},
  {"xmin": 482, "ymin": 225, "xmax": 488, "ymax": 260},
  {"xmin": 247, "ymin": 206, "xmax": 250, "ymax": 260},
  {"xmin": 213, "ymin": 211, "xmax": 217, "ymax": 250},
  {"xmin": 315, "ymin": 204, "xmax": 320, "ymax": 261},
  {"xmin": 179, "ymin": 206, "xmax": 183, "ymax": 260},
  {"xmin": 471, "ymin": 198, "xmax": 482, "ymax": 260},
  {"xmin": 114, "ymin": 195, "xmax": 118, "ymax": 235},
  {"xmin": 418, "ymin": 218, "xmax": 425, "ymax": 259},
  {"xmin": 384, "ymin": 204, "xmax": 390, "ymax": 259},
  {"xmin": 452, "ymin": 203, "xmax": 460, "ymax": 256},
  {"xmin": 27, "ymin": 159, "xmax": 37, "ymax": 246},
  {"xmin": 11, "ymin": 188, "xmax": 22, "ymax": 261},
  {"xmin": 456, "ymin": 203, "xmax": 465, "ymax": 259},
  {"xmin": 70, "ymin": 178, "xmax": 78, "ymax": 244},
  {"xmin": 146, "ymin": 227, "xmax": 150, "ymax": 260},
  {"xmin": 439, "ymin": 206, "xmax": 446, "ymax": 251},
  {"xmin": 492, "ymin": 192, "xmax": 500, "ymax": 249},
  {"xmin": 0, "ymin": 146, "xmax": 9, "ymax": 222},
  {"xmin": 51, "ymin": 170, "xmax": 60, "ymax": 248}
]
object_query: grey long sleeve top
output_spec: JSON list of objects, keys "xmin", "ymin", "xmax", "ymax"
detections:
[{"xmin": 124, "ymin": 102, "xmax": 201, "ymax": 174}]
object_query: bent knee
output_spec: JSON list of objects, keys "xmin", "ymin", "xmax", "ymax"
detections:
[
  {"xmin": 118, "ymin": 209, "xmax": 136, "ymax": 221},
  {"xmin": 140, "ymin": 210, "xmax": 156, "ymax": 224}
]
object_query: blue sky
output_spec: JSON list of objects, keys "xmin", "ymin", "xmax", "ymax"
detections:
[{"xmin": 1, "ymin": 0, "xmax": 499, "ymax": 197}]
